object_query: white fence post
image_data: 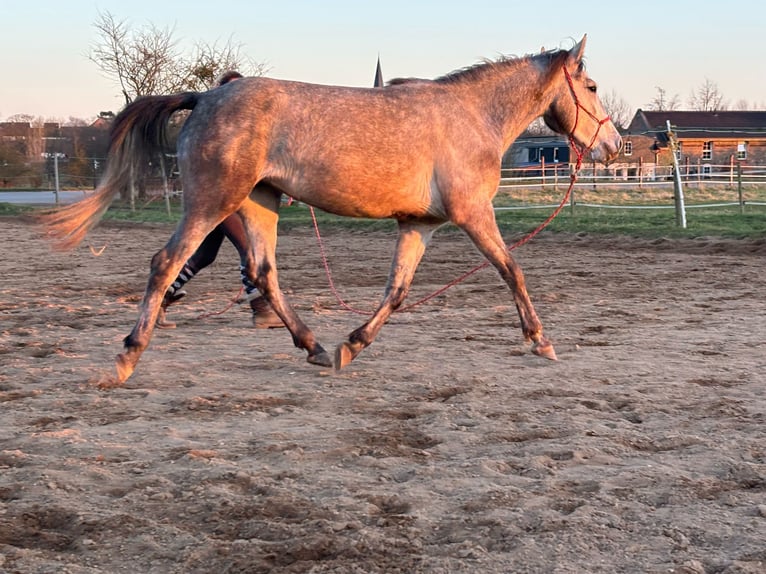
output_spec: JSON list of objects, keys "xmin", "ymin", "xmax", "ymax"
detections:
[
  {"xmin": 666, "ymin": 120, "xmax": 687, "ymax": 228},
  {"xmin": 53, "ymin": 153, "xmax": 60, "ymax": 205}
]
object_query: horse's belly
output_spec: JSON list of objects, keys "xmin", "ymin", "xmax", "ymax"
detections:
[{"xmin": 276, "ymin": 174, "xmax": 439, "ymax": 221}]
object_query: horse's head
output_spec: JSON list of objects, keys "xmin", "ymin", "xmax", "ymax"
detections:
[{"xmin": 543, "ymin": 36, "xmax": 622, "ymax": 165}]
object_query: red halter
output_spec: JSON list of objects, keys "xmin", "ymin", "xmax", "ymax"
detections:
[{"xmin": 562, "ymin": 65, "xmax": 612, "ymax": 170}]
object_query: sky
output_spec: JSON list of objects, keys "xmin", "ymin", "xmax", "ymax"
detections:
[{"xmin": 2, "ymin": 0, "xmax": 765, "ymax": 122}]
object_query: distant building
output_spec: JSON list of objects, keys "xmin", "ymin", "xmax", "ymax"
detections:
[
  {"xmin": 0, "ymin": 116, "xmax": 112, "ymax": 160},
  {"xmin": 502, "ymin": 133, "xmax": 571, "ymax": 177},
  {"xmin": 502, "ymin": 111, "xmax": 766, "ymax": 182},
  {"xmin": 618, "ymin": 110, "xmax": 766, "ymax": 175}
]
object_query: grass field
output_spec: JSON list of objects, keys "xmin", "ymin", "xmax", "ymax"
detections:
[{"xmin": 2, "ymin": 184, "xmax": 765, "ymax": 240}]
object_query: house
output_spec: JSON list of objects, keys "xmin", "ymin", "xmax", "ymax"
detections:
[
  {"xmin": 618, "ymin": 110, "xmax": 766, "ymax": 176},
  {"xmin": 502, "ymin": 111, "xmax": 766, "ymax": 183},
  {"xmin": 501, "ymin": 133, "xmax": 571, "ymax": 176},
  {"xmin": 0, "ymin": 117, "xmax": 112, "ymax": 160}
]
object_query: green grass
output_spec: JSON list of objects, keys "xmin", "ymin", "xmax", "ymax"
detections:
[
  {"xmin": 494, "ymin": 204, "xmax": 766, "ymax": 239},
  {"xmin": 0, "ymin": 203, "xmax": 30, "ymax": 216},
  {"xmin": 3, "ymin": 193, "xmax": 764, "ymax": 240}
]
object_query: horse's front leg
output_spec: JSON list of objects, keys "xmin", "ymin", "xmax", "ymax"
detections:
[
  {"xmin": 457, "ymin": 204, "xmax": 557, "ymax": 360},
  {"xmin": 335, "ymin": 221, "xmax": 438, "ymax": 370},
  {"xmin": 108, "ymin": 219, "xmax": 219, "ymax": 386},
  {"xmin": 238, "ymin": 193, "xmax": 332, "ymax": 367}
]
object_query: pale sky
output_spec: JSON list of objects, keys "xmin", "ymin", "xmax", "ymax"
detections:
[{"xmin": 2, "ymin": 0, "xmax": 765, "ymax": 122}]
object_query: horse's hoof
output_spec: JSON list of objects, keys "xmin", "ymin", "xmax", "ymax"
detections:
[
  {"xmin": 156, "ymin": 308, "xmax": 176, "ymax": 329},
  {"xmin": 96, "ymin": 373, "xmax": 122, "ymax": 390},
  {"xmin": 307, "ymin": 350, "xmax": 333, "ymax": 368},
  {"xmin": 531, "ymin": 339, "xmax": 558, "ymax": 361},
  {"xmin": 334, "ymin": 343, "xmax": 359, "ymax": 371},
  {"xmin": 114, "ymin": 353, "xmax": 134, "ymax": 384},
  {"xmin": 156, "ymin": 318, "xmax": 176, "ymax": 329}
]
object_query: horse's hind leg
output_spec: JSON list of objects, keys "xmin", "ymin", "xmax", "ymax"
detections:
[
  {"xmin": 110, "ymin": 216, "xmax": 223, "ymax": 386},
  {"xmin": 336, "ymin": 221, "xmax": 438, "ymax": 370},
  {"xmin": 238, "ymin": 189, "xmax": 333, "ymax": 367},
  {"xmin": 456, "ymin": 204, "xmax": 556, "ymax": 360}
]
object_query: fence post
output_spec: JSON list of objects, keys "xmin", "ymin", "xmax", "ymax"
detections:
[
  {"xmin": 737, "ymin": 161, "xmax": 744, "ymax": 214},
  {"xmin": 697, "ymin": 158, "xmax": 701, "ymax": 188},
  {"xmin": 53, "ymin": 153, "xmax": 60, "ymax": 205},
  {"xmin": 569, "ymin": 163, "xmax": 576, "ymax": 217},
  {"xmin": 129, "ymin": 162, "xmax": 136, "ymax": 212},
  {"xmin": 666, "ymin": 120, "xmax": 686, "ymax": 228},
  {"xmin": 592, "ymin": 160, "xmax": 597, "ymax": 192},
  {"xmin": 160, "ymin": 156, "xmax": 172, "ymax": 217}
]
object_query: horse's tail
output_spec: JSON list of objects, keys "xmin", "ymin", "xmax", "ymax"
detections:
[{"xmin": 39, "ymin": 92, "xmax": 200, "ymax": 250}]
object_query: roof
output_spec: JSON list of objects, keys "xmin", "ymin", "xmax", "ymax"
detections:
[{"xmin": 627, "ymin": 109, "xmax": 766, "ymax": 140}]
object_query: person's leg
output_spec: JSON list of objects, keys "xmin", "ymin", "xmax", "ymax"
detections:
[
  {"xmin": 157, "ymin": 225, "xmax": 226, "ymax": 327},
  {"xmin": 220, "ymin": 213, "xmax": 284, "ymax": 328}
]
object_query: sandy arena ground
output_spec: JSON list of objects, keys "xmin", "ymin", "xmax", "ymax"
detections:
[{"xmin": 1, "ymin": 215, "xmax": 765, "ymax": 573}]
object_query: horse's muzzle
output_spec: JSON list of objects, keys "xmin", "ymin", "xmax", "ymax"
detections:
[{"xmin": 591, "ymin": 134, "xmax": 623, "ymax": 165}]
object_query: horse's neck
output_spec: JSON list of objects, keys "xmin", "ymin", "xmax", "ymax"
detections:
[{"xmin": 472, "ymin": 59, "xmax": 562, "ymax": 150}]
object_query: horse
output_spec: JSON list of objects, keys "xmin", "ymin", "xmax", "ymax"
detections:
[{"xmin": 40, "ymin": 35, "xmax": 621, "ymax": 386}]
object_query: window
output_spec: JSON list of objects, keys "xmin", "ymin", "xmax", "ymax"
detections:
[
  {"xmin": 737, "ymin": 142, "xmax": 747, "ymax": 161},
  {"xmin": 675, "ymin": 142, "xmax": 683, "ymax": 162},
  {"xmin": 702, "ymin": 164, "xmax": 712, "ymax": 178},
  {"xmin": 623, "ymin": 140, "xmax": 633, "ymax": 156},
  {"xmin": 702, "ymin": 141, "xmax": 713, "ymax": 161}
]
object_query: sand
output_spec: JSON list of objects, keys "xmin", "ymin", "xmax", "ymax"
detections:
[{"xmin": 1, "ymin": 216, "xmax": 765, "ymax": 573}]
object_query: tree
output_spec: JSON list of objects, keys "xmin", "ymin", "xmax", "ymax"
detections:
[
  {"xmin": 688, "ymin": 78, "xmax": 727, "ymax": 111},
  {"xmin": 600, "ymin": 89, "xmax": 632, "ymax": 129},
  {"xmin": 524, "ymin": 117, "xmax": 555, "ymax": 136},
  {"xmin": 89, "ymin": 11, "xmax": 268, "ymax": 200},
  {"xmin": 182, "ymin": 40, "xmax": 268, "ymax": 92},
  {"xmin": 646, "ymin": 87, "xmax": 680, "ymax": 111},
  {"xmin": 89, "ymin": 11, "xmax": 268, "ymax": 105}
]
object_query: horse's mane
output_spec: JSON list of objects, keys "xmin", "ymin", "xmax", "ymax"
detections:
[
  {"xmin": 432, "ymin": 48, "xmax": 574, "ymax": 85},
  {"xmin": 387, "ymin": 77, "xmax": 429, "ymax": 86},
  {"xmin": 387, "ymin": 46, "xmax": 584, "ymax": 88}
]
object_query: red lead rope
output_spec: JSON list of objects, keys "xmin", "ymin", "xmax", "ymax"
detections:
[{"xmin": 311, "ymin": 65, "xmax": 610, "ymax": 316}]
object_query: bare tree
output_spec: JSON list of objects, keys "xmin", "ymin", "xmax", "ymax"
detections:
[
  {"xmin": 89, "ymin": 11, "xmax": 268, "ymax": 105},
  {"xmin": 600, "ymin": 89, "xmax": 632, "ymax": 129},
  {"xmin": 646, "ymin": 86, "xmax": 680, "ymax": 111},
  {"xmin": 89, "ymin": 11, "xmax": 269, "ymax": 200},
  {"xmin": 90, "ymin": 12, "xmax": 178, "ymax": 105},
  {"xmin": 524, "ymin": 117, "xmax": 555, "ymax": 136},
  {"xmin": 181, "ymin": 40, "xmax": 268, "ymax": 92},
  {"xmin": 6, "ymin": 113, "xmax": 36, "ymax": 123},
  {"xmin": 688, "ymin": 78, "xmax": 727, "ymax": 111}
]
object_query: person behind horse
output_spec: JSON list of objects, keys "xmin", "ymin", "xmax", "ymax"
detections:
[{"xmin": 158, "ymin": 71, "xmax": 283, "ymax": 330}]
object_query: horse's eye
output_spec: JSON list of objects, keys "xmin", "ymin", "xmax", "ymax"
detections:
[{"xmin": 587, "ymin": 84, "xmax": 597, "ymax": 93}]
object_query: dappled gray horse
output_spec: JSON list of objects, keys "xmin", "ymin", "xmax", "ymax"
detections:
[{"xmin": 42, "ymin": 35, "xmax": 621, "ymax": 386}]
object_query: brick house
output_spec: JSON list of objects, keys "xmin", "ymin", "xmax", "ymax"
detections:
[
  {"xmin": 616, "ymin": 110, "xmax": 766, "ymax": 177},
  {"xmin": 0, "ymin": 116, "xmax": 113, "ymax": 188}
]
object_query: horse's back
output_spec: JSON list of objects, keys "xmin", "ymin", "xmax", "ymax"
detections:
[{"xmin": 179, "ymin": 75, "xmax": 499, "ymax": 220}]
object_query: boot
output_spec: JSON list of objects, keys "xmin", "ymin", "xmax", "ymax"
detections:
[
  {"xmin": 156, "ymin": 289, "xmax": 187, "ymax": 329},
  {"xmin": 249, "ymin": 295, "xmax": 285, "ymax": 329}
]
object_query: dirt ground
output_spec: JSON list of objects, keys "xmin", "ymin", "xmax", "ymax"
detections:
[{"xmin": 1, "ymin": 215, "xmax": 765, "ymax": 574}]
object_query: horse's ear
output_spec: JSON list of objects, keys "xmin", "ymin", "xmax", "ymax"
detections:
[{"xmin": 569, "ymin": 35, "xmax": 587, "ymax": 64}]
